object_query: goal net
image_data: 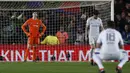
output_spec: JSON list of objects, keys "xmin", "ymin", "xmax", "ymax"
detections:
[{"xmin": 0, "ymin": 1, "xmax": 113, "ymax": 62}]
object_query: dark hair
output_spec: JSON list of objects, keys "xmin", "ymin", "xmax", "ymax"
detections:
[
  {"xmin": 125, "ymin": 22, "xmax": 130, "ymax": 25},
  {"xmin": 125, "ymin": 23, "xmax": 130, "ymax": 32},
  {"xmin": 107, "ymin": 20, "xmax": 115, "ymax": 28},
  {"xmin": 49, "ymin": 32, "xmax": 55, "ymax": 36},
  {"xmin": 93, "ymin": 10, "xmax": 99, "ymax": 15}
]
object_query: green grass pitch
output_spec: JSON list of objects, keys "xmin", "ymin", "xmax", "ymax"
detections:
[{"xmin": 0, "ymin": 62, "xmax": 129, "ymax": 73}]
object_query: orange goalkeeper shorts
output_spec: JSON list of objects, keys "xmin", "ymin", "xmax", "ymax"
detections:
[{"xmin": 27, "ymin": 37, "xmax": 40, "ymax": 45}]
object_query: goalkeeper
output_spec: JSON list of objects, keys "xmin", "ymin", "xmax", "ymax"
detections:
[
  {"xmin": 21, "ymin": 12, "xmax": 46, "ymax": 62},
  {"xmin": 41, "ymin": 33, "xmax": 59, "ymax": 45}
]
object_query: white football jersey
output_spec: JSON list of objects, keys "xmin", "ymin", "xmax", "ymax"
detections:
[
  {"xmin": 86, "ymin": 16, "xmax": 103, "ymax": 37},
  {"xmin": 97, "ymin": 28, "xmax": 124, "ymax": 53}
]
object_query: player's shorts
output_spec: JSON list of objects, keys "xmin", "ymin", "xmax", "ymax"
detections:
[
  {"xmin": 94, "ymin": 49, "xmax": 127, "ymax": 60},
  {"xmin": 89, "ymin": 36, "xmax": 98, "ymax": 45},
  {"xmin": 27, "ymin": 37, "xmax": 40, "ymax": 45}
]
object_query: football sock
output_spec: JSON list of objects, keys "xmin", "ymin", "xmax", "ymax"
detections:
[
  {"xmin": 24, "ymin": 48, "xmax": 29, "ymax": 61},
  {"xmin": 93, "ymin": 53, "xmax": 104, "ymax": 69},
  {"xmin": 32, "ymin": 47, "xmax": 36, "ymax": 61},
  {"xmin": 118, "ymin": 51, "xmax": 128, "ymax": 68}
]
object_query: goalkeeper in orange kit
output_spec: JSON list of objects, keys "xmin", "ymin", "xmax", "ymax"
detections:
[{"xmin": 21, "ymin": 12, "xmax": 46, "ymax": 62}]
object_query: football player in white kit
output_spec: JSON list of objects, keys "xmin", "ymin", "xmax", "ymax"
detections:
[
  {"xmin": 85, "ymin": 10, "xmax": 104, "ymax": 65},
  {"xmin": 93, "ymin": 21, "xmax": 128, "ymax": 73}
]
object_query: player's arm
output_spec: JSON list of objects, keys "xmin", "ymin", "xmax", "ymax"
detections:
[
  {"xmin": 118, "ymin": 32, "xmax": 124, "ymax": 49},
  {"xmin": 39, "ymin": 21, "xmax": 46, "ymax": 37},
  {"xmin": 96, "ymin": 32, "xmax": 103, "ymax": 49},
  {"xmin": 41, "ymin": 36, "xmax": 47, "ymax": 44},
  {"xmin": 100, "ymin": 19, "xmax": 104, "ymax": 31},
  {"xmin": 85, "ymin": 18, "xmax": 89, "ymax": 41},
  {"xmin": 21, "ymin": 20, "xmax": 30, "ymax": 36},
  {"xmin": 65, "ymin": 32, "xmax": 69, "ymax": 43},
  {"xmin": 57, "ymin": 37, "xmax": 60, "ymax": 45}
]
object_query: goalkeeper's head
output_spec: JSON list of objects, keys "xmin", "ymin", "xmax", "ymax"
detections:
[{"xmin": 32, "ymin": 12, "xmax": 38, "ymax": 18}]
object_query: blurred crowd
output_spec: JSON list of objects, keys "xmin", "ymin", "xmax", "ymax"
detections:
[
  {"xmin": 0, "ymin": 9, "xmax": 87, "ymax": 44},
  {"xmin": 0, "ymin": 0, "xmax": 130, "ymax": 45},
  {"xmin": 115, "ymin": 0, "xmax": 130, "ymax": 44}
]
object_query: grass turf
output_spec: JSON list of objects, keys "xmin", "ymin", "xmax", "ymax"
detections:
[{"xmin": 0, "ymin": 62, "xmax": 129, "ymax": 73}]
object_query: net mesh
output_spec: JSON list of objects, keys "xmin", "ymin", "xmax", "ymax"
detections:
[{"xmin": 0, "ymin": 1, "xmax": 111, "ymax": 61}]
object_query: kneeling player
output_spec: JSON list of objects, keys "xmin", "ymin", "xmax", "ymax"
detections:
[{"xmin": 93, "ymin": 21, "xmax": 128, "ymax": 73}]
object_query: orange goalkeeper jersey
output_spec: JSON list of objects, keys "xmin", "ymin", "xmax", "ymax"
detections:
[{"xmin": 22, "ymin": 18, "xmax": 46, "ymax": 37}]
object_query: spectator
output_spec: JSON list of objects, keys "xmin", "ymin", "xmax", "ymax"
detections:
[
  {"xmin": 79, "ymin": 11, "xmax": 88, "ymax": 31},
  {"xmin": 0, "ymin": 11, "xmax": 15, "ymax": 44},
  {"xmin": 125, "ymin": 2, "xmax": 130, "ymax": 13},
  {"xmin": 47, "ymin": 10, "xmax": 57, "ymax": 35},
  {"xmin": 11, "ymin": 12, "xmax": 17, "ymax": 19},
  {"xmin": 126, "ymin": 13, "xmax": 130, "ymax": 23},
  {"xmin": 115, "ymin": 13, "xmax": 125, "ymax": 31},
  {"xmin": 115, "ymin": 0, "xmax": 125, "ymax": 15},
  {"xmin": 56, "ymin": 26, "xmax": 68, "ymax": 44},
  {"xmin": 41, "ymin": 33, "xmax": 59, "ymax": 45},
  {"xmin": 80, "ymin": 11, "xmax": 87, "ymax": 20},
  {"xmin": 67, "ymin": 16, "xmax": 77, "ymax": 44},
  {"xmin": 42, "ymin": 16, "xmax": 48, "ymax": 25},
  {"xmin": 121, "ymin": 24, "xmax": 130, "ymax": 44},
  {"xmin": 118, "ymin": 11, "xmax": 127, "ymax": 31},
  {"xmin": 75, "ymin": 27, "xmax": 85, "ymax": 45}
]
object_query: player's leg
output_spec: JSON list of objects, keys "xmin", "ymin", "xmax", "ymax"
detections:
[
  {"xmin": 93, "ymin": 48, "xmax": 105, "ymax": 73},
  {"xmin": 24, "ymin": 37, "xmax": 33, "ymax": 62},
  {"xmin": 89, "ymin": 37, "xmax": 95, "ymax": 65},
  {"xmin": 32, "ymin": 45, "xmax": 36, "ymax": 62},
  {"xmin": 24, "ymin": 44, "xmax": 30, "ymax": 62},
  {"xmin": 116, "ymin": 49, "xmax": 128, "ymax": 73},
  {"xmin": 90, "ymin": 44, "xmax": 95, "ymax": 65},
  {"xmin": 32, "ymin": 37, "xmax": 40, "ymax": 62}
]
